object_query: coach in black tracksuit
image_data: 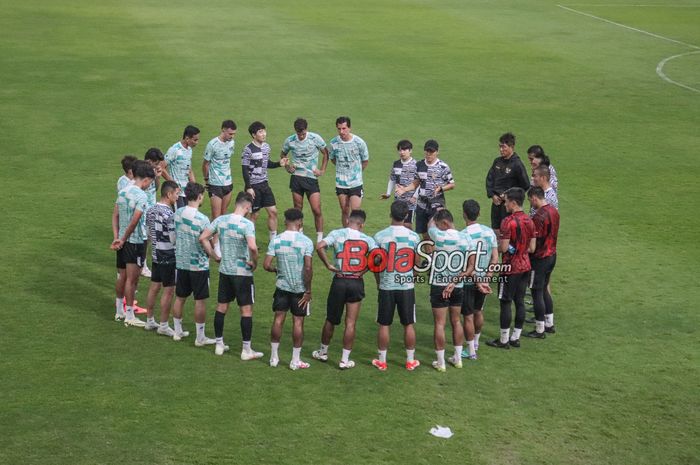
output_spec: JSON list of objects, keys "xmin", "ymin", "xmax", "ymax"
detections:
[{"xmin": 485, "ymin": 132, "xmax": 530, "ymax": 235}]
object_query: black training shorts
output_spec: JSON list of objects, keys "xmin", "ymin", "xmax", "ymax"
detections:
[
  {"xmin": 377, "ymin": 289, "xmax": 416, "ymax": 326},
  {"xmin": 176, "ymin": 269, "xmax": 210, "ymax": 300},
  {"xmin": 218, "ymin": 273, "xmax": 255, "ymax": 306},
  {"xmin": 272, "ymin": 288, "xmax": 310, "ymax": 317},
  {"xmin": 326, "ymin": 276, "xmax": 365, "ymax": 325}
]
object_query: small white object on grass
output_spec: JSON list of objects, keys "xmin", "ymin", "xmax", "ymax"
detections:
[{"xmin": 429, "ymin": 425, "xmax": 453, "ymax": 439}]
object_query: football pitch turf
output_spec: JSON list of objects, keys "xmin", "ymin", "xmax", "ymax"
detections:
[{"xmin": 1, "ymin": 0, "xmax": 699, "ymax": 464}]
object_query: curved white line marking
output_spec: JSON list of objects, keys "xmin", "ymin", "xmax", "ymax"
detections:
[
  {"xmin": 558, "ymin": 5, "xmax": 700, "ymax": 93},
  {"xmin": 656, "ymin": 51, "xmax": 700, "ymax": 93}
]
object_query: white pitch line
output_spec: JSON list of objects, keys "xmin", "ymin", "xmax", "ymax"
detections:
[
  {"xmin": 557, "ymin": 4, "xmax": 700, "ymax": 49},
  {"xmin": 656, "ymin": 51, "xmax": 700, "ymax": 93},
  {"xmin": 567, "ymin": 4, "xmax": 700, "ymax": 7}
]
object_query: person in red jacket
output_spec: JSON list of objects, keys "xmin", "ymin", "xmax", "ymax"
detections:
[
  {"xmin": 525, "ymin": 187, "xmax": 560, "ymax": 337},
  {"xmin": 486, "ymin": 187, "xmax": 536, "ymax": 349}
]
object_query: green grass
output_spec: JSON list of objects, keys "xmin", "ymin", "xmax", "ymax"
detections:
[{"xmin": 1, "ymin": 0, "xmax": 699, "ymax": 464}]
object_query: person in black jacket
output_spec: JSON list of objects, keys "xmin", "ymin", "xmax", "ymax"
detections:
[{"xmin": 485, "ymin": 133, "xmax": 530, "ymax": 236}]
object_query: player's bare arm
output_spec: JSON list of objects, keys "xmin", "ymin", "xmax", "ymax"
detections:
[
  {"xmin": 246, "ymin": 236, "xmax": 258, "ymax": 271},
  {"xmin": 298, "ymin": 256, "xmax": 313, "ymax": 307},
  {"xmin": 199, "ymin": 229, "xmax": 221, "ymax": 262},
  {"xmin": 315, "ymin": 241, "xmax": 338, "ymax": 272}
]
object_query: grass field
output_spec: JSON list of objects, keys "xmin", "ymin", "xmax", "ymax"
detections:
[{"xmin": 1, "ymin": 0, "xmax": 699, "ymax": 464}]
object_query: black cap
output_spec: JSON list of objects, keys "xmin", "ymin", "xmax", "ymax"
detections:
[{"xmin": 424, "ymin": 139, "xmax": 439, "ymax": 152}]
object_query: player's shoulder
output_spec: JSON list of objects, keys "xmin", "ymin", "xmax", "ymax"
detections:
[
  {"xmin": 308, "ymin": 131, "xmax": 324, "ymax": 141},
  {"xmin": 299, "ymin": 232, "xmax": 314, "ymax": 247},
  {"xmin": 207, "ymin": 137, "xmax": 219, "ymax": 147},
  {"xmin": 195, "ymin": 210, "xmax": 210, "ymax": 223},
  {"xmin": 329, "ymin": 135, "xmax": 341, "ymax": 145},
  {"xmin": 437, "ymin": 158, "xmax": 451, "ymax": 169},
  {"xmin": 352, "ymin": 134, "xmax": 367, "ymax": 146}
]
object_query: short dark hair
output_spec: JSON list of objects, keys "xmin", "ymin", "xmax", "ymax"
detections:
[
  {"xmin": 348, "ymin": 209, "xmax": 366, "ymax": 223},
  {"xmin": 222, "ymin": 120, "xmax": 237, "ymax": 130},
  {"xmin": 499, "ymin": 132, "xmax": 516, "ymax": 147},
  {"xmin": 336, "ymin": 116, "xmax": 351, "ymax": 127},
  {"xmin": 121, "ymin": 155, "xmax": 137, "ymax": 174},
  {"xmin": 185, "ymin": 182, "xmax": 205, "ymax": 201},
  {"xmin": 132, "ymin": 160, "xmax": 155, "ymax": 179},
  {"xmin": 284, "ymin": 208, "xmax": 304, "ymax": 223},
  {"xmin": 462, "ymin": 199, "xmax": 480, "ymax": 221},
  {"xmin": 531, "ymin": 150, "xmax": 551, "ymax": 166},
  {"xmin": 160, "ymin": 180, "xmax": 179, "ymax": 197},
  {"xmin": 527, "ymin": 145, "xmax": 545, "ymax": 158},
  {"xmin": 433, "ymin": 209, "xmax": 453, "ymax": 224},
  {"xmin": 183, "ymin": 125, "xmax": 200, "ymax": 139},
  {"xmin": 390, "ymin": 201, "xmax": 410, "ymax": 222},
  {"xmin": 144, "ymin": 147, "xmax": 163, "ymax": 162},
  {"xmin": 534, "ymin": 165, "xmax": 550, "ymax": 180},
  {"xmin": 505, "ymin": 187, "xmax": 525, "ymax": 206},
  {"xmin": 528, "ymin": 186, "xmax": 545, "ymax": 199},
  {"xmin": 248, "ymin": 121, "xmax": 266, "ymax": 136},
  {"xmin": 235, "ymin": 191, "xmax": 254, "ymax": 205},
  {"xmin": 294, "ymin": 118, "xmax": 308, "ymax": 133},
  {"xmin": 396, "ymin": 139, "xmax": 413, "ymax": 151},
  {"xmin": 424, "ymin": 139, "xmax": 439, "ymax": 153}
]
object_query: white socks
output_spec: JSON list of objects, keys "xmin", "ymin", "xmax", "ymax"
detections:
[
  {"xmin": 500, "ymin": 329, "xmax": 510, "ymax": 344},
  {"xmin": 436, "ymin": 349, "xmax": 445, "ymax": 366},
  {"xmin": 545, "ymin": 314, "xmax": 554, "ymax": 327},
  {"xmin": 406, "ymin": 349, "xmax": 415, "ymax": 362},
  {"xmin": 453, "ymin": 345, "xmax": 462, "ymax": 359},
  {"xmin": 115, "ymin": 298, "xmax": 124, "ymax": 314},
  {"xmin": 271, "ymin": 342, "xmax": 280, "ymax": 359},
  {"xmin": 511, "ymin": 328, "xmax": 522, "ymax": 341},
  {"xmin": 317, "ymin": 232, "xmax": 323, "ymax": 243},
  {"xmin": 174, "ymin": 318, "xmax": 183, "ymax": 334},
  {"xmin": 292, "ymin": 347, "xmax": 301, "ymax": 363},
  {"xmin": 196, "ymin": 323, "xmax": 205, "ymax": 340},
  {"xmin": 467, "ymin": 340, "xmax": 476, "ymax": 356},
  {"xmin": 242, "ymin": 341, "xmax": 251, "ymax": 351},
  {"xmin": 475, "ymin": 332, "xmax": 481, "ymax": 346},
  {"xmin": 319, "ymin": 344, "xmax": 329, "ymax": 354},
  {"xmin": 378, "ymin": 350, "xmax": 387, "ymax": 363},
  {"xmin": 536, "ymin": 320, "xmax": 545, "ymax": 333},
  {"xmin": 126, "ymin": 306, "xmax": 135, "ymax": 319},
  {"xmin": 341, "ymin": 348, "xmax": 351, "ymax": 363}
]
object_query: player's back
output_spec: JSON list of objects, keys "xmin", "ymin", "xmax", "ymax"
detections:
[
  {"xmin": 270, "ymin": 230, "xmax": 313, "ymax": 293},
  {"xmin": 211, "ymin": 213, "xmax": 256, "ymax": 276},
  {"xmin": 174, "ymin": 206, "xmax": 210, "ymax": 271}
]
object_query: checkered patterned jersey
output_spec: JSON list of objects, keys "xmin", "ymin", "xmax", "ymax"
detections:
[
  {"xmin": 146, "ymin": 203, "xmax": 175, "ymax": 264},
  {"xmin": 374, "ymin": 225, "xmax": 421, "ymax": 290},
  {"xmin": 207, "ymin": 213, "xmax": 256, "ymax": 277},
  {"xmin": 116, "ymin": 184, "xmax": 148, "ymax": 244},
  {"xmin": 282, "ymin": 132, "xmax": 327, "ymax": 179},
  {"xmin": 203, "ymin": 136, "xmax": 235, "ymax": 187},
  {"xmin": 428, "ymin": 227, "xmax": 473, "ymax": 288},
  {"xmin": 174, "ymin": 206, "xmax": 210, "ymax": 271},
  {"xmin": 266, "ymin": 230, "xmax": 314, "ymax": 293},
  {"xmin": 164, "ymin": 141, "xmax": 192, "ymax": 192},
  {"xmin": 415, "ymin": 159, "xmax": 454, "ymax": 210},
  {"xmin": 323, "ymin": 227, "xmax": 377, "ymax": 276},
  {"xmin": 241, "ymin": 142, "xmax": 273, "ymax": 187},
  {"xmin": 328, "ymin": 135, "xmax": 369, "ymax": 189},
  {"xmin": 390, "ymin": 158, "xmax": 418, "ymax": 208},
  {"xmin": 462, "ymin": 223, "xmax": 497, "ymax": 279}
]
